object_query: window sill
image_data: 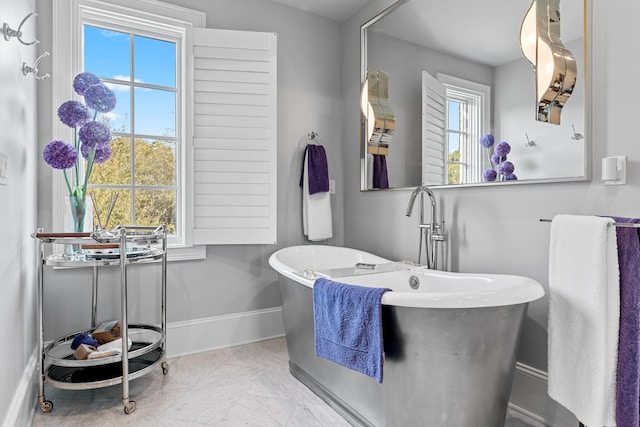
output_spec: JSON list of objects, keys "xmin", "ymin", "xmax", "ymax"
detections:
[{"xmin": 167, "ymin": 244, "xmax": 206, "ymax": 262}]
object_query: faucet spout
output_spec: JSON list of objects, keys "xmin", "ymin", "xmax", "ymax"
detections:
[{"xmin": 405, "ymin": 188, "xmax": 419, "ymax": 217}]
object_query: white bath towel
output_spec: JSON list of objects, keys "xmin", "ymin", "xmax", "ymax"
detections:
[
  {"xmin": 302, "ymin": 149, "xmax": 332, "ymax": 241},
  {"xmin": 548, "ymin": 214, "xmax": 619, "ymax": 427}
]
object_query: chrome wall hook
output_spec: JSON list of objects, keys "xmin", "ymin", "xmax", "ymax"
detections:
[
  {"xmin": 3, "ymin": 12, "xmax": 39, "ymax": 46},
  {"xmin": 524, "ymin": 132, "xmax": 535, "ymax": 147},
  {"xmin": 22, "ymin": 51, "xmax": 50, "ymax": 80},
  {"xmin": 571, "ymin": 125, "xmax": 583, "ymax": 141}
]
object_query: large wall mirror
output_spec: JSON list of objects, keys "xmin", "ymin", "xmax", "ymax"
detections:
[{"xmin": 360, "ymin": 0, "xmax": 588, "ymax": 191}]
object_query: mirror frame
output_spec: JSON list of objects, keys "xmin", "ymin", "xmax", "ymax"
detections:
[{"xmin": 360, "ymin": 0, "xmax": 592, "ymax": 191}]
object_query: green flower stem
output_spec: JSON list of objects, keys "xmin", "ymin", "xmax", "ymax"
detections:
[
  {"xmin": 62, "ymin": 169, "xmax": 73, "ymax": 196},
  {"xmin": 73, "ymin": 128, "xmax": 80, "ymax": 190},
  {"xmin": 82, "ymin": 148, "xmax": 95, "ymax": 198}
]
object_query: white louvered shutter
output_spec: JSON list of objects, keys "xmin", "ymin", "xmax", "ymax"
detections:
[
  {"xmin": 192, "ymin": 28, "xmax": 277, "ymax": 244},
  {"xmin": 421, "ymin": 70, "xmax": 446, "ymax": 185}
]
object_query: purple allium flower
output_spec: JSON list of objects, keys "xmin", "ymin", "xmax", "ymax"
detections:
[
  {"xmin": 491, "ymin": 152, "xmax": 505, "ymax": 165},
  {"xmin": 504, "ymin": 173, "xmax": 518, "ymax": 181},
  {"xmin": 57, "ymin": 100, "xmax": 91, "ymax": 128},
  {"xmin": 482, "ymin": 168, "xmax": 497, "ymax": 182},
  {"xmin": 81, "ymin": 142, "xmax": 112, "ymax": 164},
  {"xmin": 498, "ymin": 160, "xmax": 515, "ymax": 175},
  {"xmin": 479, "ymin": 134, "xmax": 495, "ymax": 148},
  {"xmin": 494, "ymin": 141, "xmax": 511, "ymax": 157},
  {"xmin": 78, "ymin": 121, "xmax": 112, "ymax": 148},
  {"xmin": 73, "ymin": 72, "xmax": 102, "ymax": 96},
  {"xmin": 43, "ymin": 140, "xmax": 78, "ymax": 169},
  {"xmin": 83, "ymin": 83, "xmax": 116, "ymax": 113}
]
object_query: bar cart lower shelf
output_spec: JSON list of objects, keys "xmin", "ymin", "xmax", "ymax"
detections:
[{"xmin": 33, "ymin": 226, "xmax": 169, "ymax": 415}]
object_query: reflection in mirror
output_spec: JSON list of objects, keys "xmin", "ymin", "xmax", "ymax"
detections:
[
  {"xmin": 520, "ymin": 0, "xmax": 577, "ymax": 125},
  {"xmin": 360, "ymin": 0, "xmax": 587, "ymax": 190},
  {"xmin": 362, "ymin": 69, "xmax": 395, "ymax": 188}
]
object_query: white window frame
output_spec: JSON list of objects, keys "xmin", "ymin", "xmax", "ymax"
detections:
[
  {"xmin": 52, "ymin": 0, "xmax": 205, "ymax": 260},
  {"xmin": 437, "ymin": 73, "xmax": 491, "ymax": 184}
]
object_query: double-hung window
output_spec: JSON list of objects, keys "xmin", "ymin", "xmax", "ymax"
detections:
[
  {"xmin": 83, "ymin": 21, "xmax": 181, "ymax": 239},
  {"xmin": 51, "ymin": 0, "xmax": 277, "ymax": 257}
]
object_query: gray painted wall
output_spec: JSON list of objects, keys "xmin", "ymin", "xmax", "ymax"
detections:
[
  {"xmin": 342, "ymin": 0, "xmax": 640, "ymax": 373},
  {"xmin": 34, "ymin": 0, "xmax": 346, "ymax": 340},
  {"xmin": 0, "ymin": 0, "xmax": 38, "ymax": 424}
]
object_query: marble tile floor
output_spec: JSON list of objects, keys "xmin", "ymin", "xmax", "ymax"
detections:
[{"xmin": 32, "ymin": 338, "xmax": 545, "ymax": 427}]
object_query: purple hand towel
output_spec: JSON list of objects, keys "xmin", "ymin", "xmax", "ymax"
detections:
[
  {"xmin": 299, "ymin": 144, "xmax": 329, "ymax": 195},
  {"xmin": 372, "ymin": 154, "xmax": 389, "ymax": 189},
  {"xmin": 313, "ymin": 278, "xmax": 389, "ymax": 383},
  {"xmin": 613, "ymin": 217, "xmax": 640, "ymax": 427}
]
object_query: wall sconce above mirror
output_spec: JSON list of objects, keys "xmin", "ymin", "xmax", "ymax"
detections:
[{"xmin": 360, "ymin": 0, "xmax": 589, "ymax": 191}]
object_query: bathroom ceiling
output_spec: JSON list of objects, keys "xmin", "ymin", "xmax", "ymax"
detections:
[{"xmin": 268, "ymin": 0, "xmax": 373, "ymax": 22}]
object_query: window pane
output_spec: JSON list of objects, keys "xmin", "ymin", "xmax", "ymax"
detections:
[
  {"xmin": 447, "ymin": 132, "xmax": 460, "ymax": 154},
  {"xmin": 134, "ymin": 138, "xmax": 176, "ymax": 186},
  {"xmin": 134, "ymin": 35, "xmax": 176, "ymax": 87},
  {"xmin": 84, "ymin": 25, "xmax": 130, "ymax": 81},
  {"xmin": 134, "ymin": 87, "xmax": 176, "ymax": 137},
  {"xmin": 90, "ymin": 188, "xmax": 132, "ymax": 228},
  {"xmin": 448, "ymin": 101, "xmax": 460, "ymax": 131},
  {"xmin": 135, "ymin": 189, "xmax": 176, "ymax": 233},
  {"xmin": 101, "ymin": 83, "xmax": 130, "ymax": 133},
  {"xmin": 89, "ymin": 136, "xmax": 131, "ymax": 185},
  {"xmin": 448, "ymin": 163, "xmax": 460, "ymax": 185}
]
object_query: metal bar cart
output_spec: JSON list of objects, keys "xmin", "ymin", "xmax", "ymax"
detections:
[{"xmin": 32, "ymin": 225, "xmax": 169, "ymax": 415}]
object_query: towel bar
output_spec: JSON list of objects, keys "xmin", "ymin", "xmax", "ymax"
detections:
[{"xmin": 540, "ymin": 218, "xmax": 640, "ymax": 228}]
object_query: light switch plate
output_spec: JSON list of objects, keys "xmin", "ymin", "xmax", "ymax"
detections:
[
  {"xmin": 329, "ymin": 180, "xmax": 336, "ymax": 194},
  {"xmin": 0, "ymin": 152, "xmax": 7, "ymax": 186}
]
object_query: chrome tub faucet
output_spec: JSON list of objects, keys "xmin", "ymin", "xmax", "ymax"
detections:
[{"xmin": 406, "ymin": 185, "xmax": 445, "ymax": 269}]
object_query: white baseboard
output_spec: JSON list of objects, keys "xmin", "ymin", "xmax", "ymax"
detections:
[
  {"xmin": 509, "ymin": 362, "xmax": 578, "ymax": 427},
  {"xmin": 166, "ymin": 307, "xmax": 285, "ymax": 358},
  {"xmin": 2, "ymin": 349, "xmax": 38, "ymax": 427}
]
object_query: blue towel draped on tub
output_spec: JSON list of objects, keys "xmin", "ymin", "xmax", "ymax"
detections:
[
  {"xmin": 313, "ymin": 278, "xmax": 390, "ymax": 383},
  {"xmin": 612, "ymin": 216, "xmax": 640, "ymax": 427}
]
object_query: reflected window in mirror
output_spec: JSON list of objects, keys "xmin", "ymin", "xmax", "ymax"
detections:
[{"xmin": 439, "ymin": 74, "xmax": 490, "ymax": 185}]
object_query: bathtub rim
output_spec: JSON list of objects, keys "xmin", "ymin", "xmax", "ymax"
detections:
[{"xmin": 269, "ymin": 245, "xmax": 545, "ymax": 309}]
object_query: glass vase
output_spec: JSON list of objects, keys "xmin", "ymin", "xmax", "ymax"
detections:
[
  {"xmin": 63, "ymin": 195, "xmax": 93, "ymax": 260},
  {"xmin": 64, "ymin": 195, "xmax": 93, "ymax": 233}
]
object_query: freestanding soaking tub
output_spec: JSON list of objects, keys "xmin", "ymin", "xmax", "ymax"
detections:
[{"xmin": 269, "ymin": 245, "xmax": 544, "ymax": 427}]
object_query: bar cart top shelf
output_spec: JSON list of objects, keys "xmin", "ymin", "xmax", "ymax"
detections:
[{"xmin": 32, "ymin": 225, "xmax": 167, "ymax": 267}]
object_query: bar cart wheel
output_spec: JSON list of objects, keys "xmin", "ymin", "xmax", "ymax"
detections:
[
  {"xmin": 39, "ymin": 400, "xmax": 53, "ymax": 413},
  {"xmin": 124, "ymin": 400, "xmax": 136, "ymax": 414},
  {"xmin": 162, "ymin": 362, "xmax": 169, "ymax": 375}
]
